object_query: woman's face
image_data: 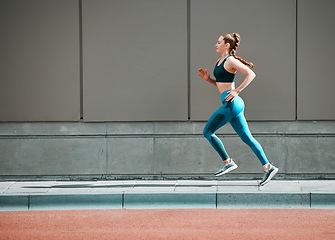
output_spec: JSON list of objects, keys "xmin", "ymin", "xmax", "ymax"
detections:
[{"xmin": 215, "ymin": 36, "xmax": 228, "ymax": 54}]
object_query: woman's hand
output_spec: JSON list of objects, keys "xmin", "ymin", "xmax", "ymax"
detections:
[
  {"xmin": 225, "ymin": 89, "xmax": 241, "ymax": 102},
  {"xmin": 198, "ymin": 68, "xmax": 217, "ymax": 86},
  {"xmin": 198, "ymin": 68, "xmax": 210, "ymax": 81}
]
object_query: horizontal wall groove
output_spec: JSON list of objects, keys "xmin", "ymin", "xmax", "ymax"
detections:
[
  {"xmin": 1, "ymin": 133, "xmax": 335, "ymax": 140},
  {"xmin": 1, "ymin": 173, "xmax": 335, "ymax": 181}
]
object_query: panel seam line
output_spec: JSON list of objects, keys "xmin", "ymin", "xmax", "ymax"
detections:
[{"xmin": 79, "ymin": 0, "xmax": 84, "ymax": 121}]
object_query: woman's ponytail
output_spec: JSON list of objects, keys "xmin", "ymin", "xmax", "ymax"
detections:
[{"xmin": 223, "ymin": 33, "xmax": 254, "ymax": 68}]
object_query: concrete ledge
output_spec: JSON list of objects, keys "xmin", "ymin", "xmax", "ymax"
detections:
[
  {"xmin": 311, "ymin": 193, "xmax": 335, "ymax": 209},
  {"xmin": 0, "ymin": 195, "xmax": 28, "ymax": 211},
  {"xmin": 1, "ymin": 180, "xmax": 334, "ymax": 210},
  {"xmin": 2, "ymin": 192, "xmax": 335, "ymax": 211},
  {"xmin": 29, "ymin": 194, "xmax": 122, "ymax": 210},
  {"xmin": 124, "ymin": 193, "xmax": 216, "ymax": 209},
  {"xmin": 217, "ymin": 193, "xmax": 310, "ymax": 209}
]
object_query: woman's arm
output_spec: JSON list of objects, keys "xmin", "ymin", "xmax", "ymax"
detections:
[
  {"xmin": 225, "ymin": 58, "xmax": 256, "ymax": 102},
  {"xmin": 198, "ymin": 68, "xmax": 217, "ymax": 86}
]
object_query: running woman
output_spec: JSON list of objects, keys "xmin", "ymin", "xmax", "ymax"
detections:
[{"xmin": 198, "ymin": 33, "xmax": 278, "ymax": 186}]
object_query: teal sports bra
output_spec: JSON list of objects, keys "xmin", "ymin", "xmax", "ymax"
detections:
[{"xmin": 213, "ymin": 56, "xmax": 235, "ymax": 83}]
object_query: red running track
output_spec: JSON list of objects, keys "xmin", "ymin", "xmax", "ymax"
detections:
[{"xmin": 0, "ymin": 209, "xmax": 334, "ymax": 240}]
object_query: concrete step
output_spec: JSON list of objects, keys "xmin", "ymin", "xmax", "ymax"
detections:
[{"xmin": 1, "ymin": 180, "xmax": 334, "ymax": 211}]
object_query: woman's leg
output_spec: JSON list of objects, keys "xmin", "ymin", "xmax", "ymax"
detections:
[
  {"xmin": 230, "ymin": 111, "xmax": 269, "ymax": 166},
  {"xmin": 203, "ymin": 105, "xmax": 232, "ymax": 161}
]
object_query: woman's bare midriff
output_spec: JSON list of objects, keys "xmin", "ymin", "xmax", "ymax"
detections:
[{"xmin": 216, "ymin": 82, "xmax": 235, "ymax": 94}]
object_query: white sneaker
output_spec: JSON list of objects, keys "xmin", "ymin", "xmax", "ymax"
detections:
[
  {"xmin": 260, "ymin": 164, "xmax": 279, "ymax": 186},
  {"xmin": 215, "ymin": 159, "xmax": 238, "ymax": 177}
]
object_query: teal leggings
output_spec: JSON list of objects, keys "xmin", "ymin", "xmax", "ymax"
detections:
[{"xmin": 203, "ymin": 90, "xmax": 269, "ymax": 166}]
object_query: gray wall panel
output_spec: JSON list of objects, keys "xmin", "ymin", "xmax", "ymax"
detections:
[
  {"xmin": 0, "ymin": 138, "xmax": 106, "ymax": 175},
  {"xmin": 0, "ymin": 0, "xmax": 80, "ymax": 121},
  {"xmin": 285, "ymin": 137, "xmax": 335, "ymax": 174},
  {"xmin": 82, "ymin": 0, "xmax": 188, "ymax": 121},
  {"xmin": 297, "ymin": 0, "xmax": 335, "ymax": 120},
  {"xmin": 191, "ymin": 0, "xmax": 296, "ymax": 120},
  {"xmin": 107, "ymin": 138, "xmax": 155, "ymax": 174}
]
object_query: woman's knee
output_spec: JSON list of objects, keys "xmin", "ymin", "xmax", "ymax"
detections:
[
  {"xmin": 203, "ymin": 129, "xmax": 209, "ymax": 138},
  {"xmin": 203, "ymin": 127, "xmax": 212, "ymax": 139}
]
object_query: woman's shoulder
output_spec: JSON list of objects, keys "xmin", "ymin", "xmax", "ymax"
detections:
[
  {"xmin": 226, "ymin": 56, "xmax": 240, "ymax": 65},
  {"xmin": 227, "ymin": 55, "xmax": 236, "ymax": 61},
  {"xmin": 225, "ymin": 56, "xmax": 240, "ymax": 72}
]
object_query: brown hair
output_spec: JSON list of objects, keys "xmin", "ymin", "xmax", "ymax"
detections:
[{"xmin": 222, "ymin": 33, "xmax": 254, "ymax": 68}]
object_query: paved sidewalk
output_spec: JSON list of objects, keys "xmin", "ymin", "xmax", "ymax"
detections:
[{"xmin": 1, "ymin": 180, "xmax": 334, "ymax": 210}]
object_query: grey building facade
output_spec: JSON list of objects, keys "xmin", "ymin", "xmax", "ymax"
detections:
[{"xmin": 0, "ymin": 0, "xmax": 334, "ymax": 180}]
